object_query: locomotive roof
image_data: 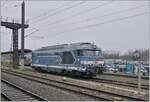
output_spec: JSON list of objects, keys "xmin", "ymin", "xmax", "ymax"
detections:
[{"xmin": 34, "ymin": 42, "xmax": 101, "ymax": 53}]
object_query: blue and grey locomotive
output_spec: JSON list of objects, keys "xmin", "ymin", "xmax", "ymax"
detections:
[{"xmin": 31, "ymin": 42, "xmax": 104, "ymax": 77}]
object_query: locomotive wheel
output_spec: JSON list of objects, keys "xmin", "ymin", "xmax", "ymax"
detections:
[
  {"xmin": 67, "ymin": 71, "xmax": 71, "ymax": 76},
  {"xmin": 71, "ymin": 70, "xmax": 78, "ymax": 76},
  {"xmin": 62, "ymin": 70, "xmax": 67, "ymax": 75},
  {"xmin": 86, "ymin": 72, "xmax": 93, "ymax": 78},
  {"xmin": 98, "ymin": 69, "xmax": 103, "ymax": 74},
  {"xmin": 34, "ymin": 67, "xmax": 41, "ymax": 72}
]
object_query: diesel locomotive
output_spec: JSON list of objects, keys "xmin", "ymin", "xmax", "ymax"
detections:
[{"xmin": 31, "ymin": 42, "xmax": 104, "ymax": 77}]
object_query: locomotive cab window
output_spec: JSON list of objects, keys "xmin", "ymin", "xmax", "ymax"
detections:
[
  {"xmin": 61, "ymin": 51, "xmax": 75, "ymax": 64},
  {"xmin": 77, "ymin": 50, "xmax": 82, "ymax": 56},
  {"xmin": 55, "ymin": 52, "xmax": 59, "ymax": 55},
  {"xmin": 76, "ymin": 50, "xmax": 101, "ymax": 56}
]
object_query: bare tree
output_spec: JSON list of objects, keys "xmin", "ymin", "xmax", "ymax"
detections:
[{"xmin": 103, "ymin": 49, "xmax": 149, "ymax": 61}]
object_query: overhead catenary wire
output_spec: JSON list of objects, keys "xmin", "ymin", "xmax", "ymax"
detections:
[
  {"xmin": 27, "ymin": 2, "xmax": 112, "ymax": 36},
  {"xmin": 1, "ymin": 0, "xmax": 7, "ymax": 7},
  {"xmin": 30, "ymin": 1, "xmax": 75, "ymax": 22},
  {"xmin": 40, "ymin": 4, "xmax": 148, "ymax": 31},
  {"xmin": 45, "ymin": 12, "xmax": 149, "ymax": 38},
  {"xmin": 30, "ymin": 1, "xmax": 112, "ymax": 29},
  {"xmin": 30, "ymin": 1, "xmax": 86, "ymax": 26},
  {"xmin": 27, "ymin": 5, "xmax": 149, "ymax": 40},
  {"xmin": 18, "ymin": 1, "xmax": 111, "ymax": 38},
  {"xmin": 26, "ymin": 36, "xmax": 44, "ymax": 39},
  {"xmin": 34, "ymin": 1, "xmax": 113, "ymax": 29},
  {"xmin": 23, "ymin": 27, "xmax": 44, "ymax": 39},
  {"xmin": 24, "ymin": 28, "xmax": 39, "ymax": 38}
]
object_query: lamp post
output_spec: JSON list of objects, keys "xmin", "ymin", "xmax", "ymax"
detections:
[{"xmin": 133, "ymin": 50, "xmax": 141, "ymax": 94}]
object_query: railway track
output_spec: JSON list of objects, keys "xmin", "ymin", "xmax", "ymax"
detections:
[
  {"xmin": 21, "ymin": 67, "xmax": 149, "ymax": 90},
  {"xmin": 1, "ymin": 79, "xmax": 47, "ymax": 101},
  {"xmin": 2, "ymin": 69, "xmax": 148, "ymax": 101},
  {"xmin": 1, "ymin": 93, "xmax": 12, "ymax": 101},
  {"xmin": 34, "ymin": 68, "xmax": 149, "ymax": 90},
  {"xmin": 34, "ymin": 70, "xmax": 149, "ymax": 90},
  {"xmin": 92, "ymin": 78, "xmax": 149, "ymax": 90},
  {"xmin": 103, "ymin": 73, "xmax": 149, "ymax": 80}
]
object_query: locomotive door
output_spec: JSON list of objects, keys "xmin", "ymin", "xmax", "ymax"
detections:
[{"xmin": 62, "ymin": 52, "xmax": 75, "ymax": 64}]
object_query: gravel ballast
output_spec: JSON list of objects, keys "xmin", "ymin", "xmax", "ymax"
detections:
[
  {"xmin": 2, "ymin": 66, "xmax": 149, "ymax": 101},
  {"xmin": 2, "ymin": 72, "xmax": 98, "ymax": 101}
]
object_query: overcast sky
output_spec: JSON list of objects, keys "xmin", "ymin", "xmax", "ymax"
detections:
[{"xmin": 1, "ymin": 0, "xmax": 149, "ymax": 53}]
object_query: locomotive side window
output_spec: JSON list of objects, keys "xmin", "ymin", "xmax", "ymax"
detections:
[{"xmin": 62, "ymin": 52, "xmax": 75, "ymax": 64}]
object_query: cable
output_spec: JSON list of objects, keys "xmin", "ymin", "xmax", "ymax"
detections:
[
  {"xmin": 31, "ymin": 1, "xmax": 112, "ymax": 29},
  {"xmin": 30, "ymin": 1, "xmax": 86, "ymax": 26},
  {"xmin": 24, "ymin": 28, "xmax": 39, "ymax": 38},
  {"xmin": 41, "ymin": 4, "xmax": 148, "ymax": 31},
  {"xmin": 41, "ymin": 1, "xmax": 113, "ymax": 29},
  {"xmin": 47, "ymin": 12, "xmax": 149, "ymax": 38},
  {"xmin": 30, "ymin": 1, "xmax": 75, "ymax": 22},
  {"xmin": 26, "ymin": 36, "xmax": 44, "ymax": 39},
  {"xmin": 1, "ymin": 0, "xmax": 7, "ymax": 7},
  {"xmin": 2, "ymin": 2, "xmax": 21, "ymax": 8}
]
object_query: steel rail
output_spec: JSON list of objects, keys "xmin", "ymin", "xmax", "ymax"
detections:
[
  {"xmin": 93, "ymin": 78, "xmax": 149, "ymax": 90},
  {"xmin": 1, "ymin": 79, "xmax": 47, "ymax": 101},
  {"xmin": 1, "ymin": 93, "xmax": 12, "ymax": 101},
  {"xmin": 2, "ymin": 69, "xmax": 148, "ymax": 101},
  {"xmin": 2, "ymin": 70, "xmax": 114, "ymax": 101},
  {"xmin": 103, "ymin": 73, "xmax": 149, "ymax": 80}
]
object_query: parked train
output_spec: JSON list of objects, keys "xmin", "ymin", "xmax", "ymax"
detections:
[
  {"xmin": 31, "ymin": 42, "xmax": 104, "ymax": 77},
  {"xmin": 1, "ymin": 49, "xmax": 32, "ymax": 66}
]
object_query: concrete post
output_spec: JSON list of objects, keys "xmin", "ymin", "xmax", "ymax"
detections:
[{"xmin": 138, "ymin": 62, "xmax": 141, "ymax": 93}]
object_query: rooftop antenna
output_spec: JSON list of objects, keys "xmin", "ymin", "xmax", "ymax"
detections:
[
  {"xmin": 92, "ymin": 41, "xmax": 95, "ymax": 48},
  {"xmin": 92, "ymin": 41, "xmax": 94, "ymax": 45}
]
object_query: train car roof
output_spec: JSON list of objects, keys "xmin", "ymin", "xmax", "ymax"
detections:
[
  {"xmin": 1, "ymin": 49, "xmax": 32, "ymax": 54},
  {"xmin": 34, "ymin": 42, "xmax": 101, "ymax": 53}
]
